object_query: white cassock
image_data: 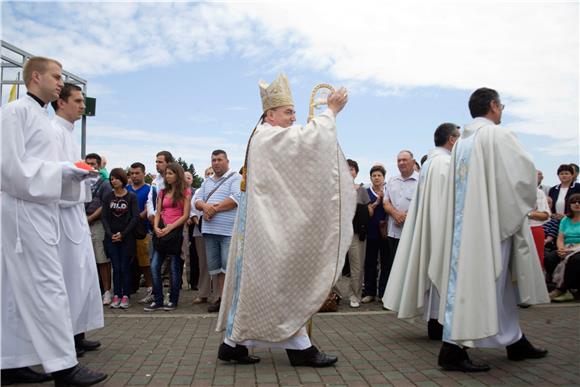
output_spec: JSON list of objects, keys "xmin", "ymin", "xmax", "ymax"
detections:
[
  {"xmin": 216, "ymin": 109, "xmax": 355, "ymax": 349},
  {"xmin": 1, "ymin": 95, "xmax": 86, "ymax": 372},
  {"xmin": 429, "ymin": 117, "xmax": 549, "ymax": 348},
  {"xmin": 383, "ymin": 146, "xmax": 451, "ymax": 320},
  {"xmin": 52, "ymin": 115, "xmax": 104, "ymax": 335}
]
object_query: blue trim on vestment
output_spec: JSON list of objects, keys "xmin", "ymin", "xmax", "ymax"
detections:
[
  {"xmin": 443, "ymin": 134, "xmax": 476, "ymax": 342},
  {"xmin": 226, "ymin": 191, "xmax": 248, "ymax": 337}
]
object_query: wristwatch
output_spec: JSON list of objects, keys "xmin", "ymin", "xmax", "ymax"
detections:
[{"xmin": 527, "ymin": 211, "xmax": 532, "ymax": 219}]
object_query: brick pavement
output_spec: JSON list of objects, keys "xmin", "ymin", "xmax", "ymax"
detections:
[{"xmin": 19, "ymin": 300, "xmax": 579, "ymax": 386}]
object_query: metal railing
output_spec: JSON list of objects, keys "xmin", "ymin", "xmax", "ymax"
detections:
[{"xmin": 1, "ymin": 40, "xmax": 89, "ymax": 157}]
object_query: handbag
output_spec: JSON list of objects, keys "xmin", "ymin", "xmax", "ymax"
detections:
[
  {"xmin": 319, "ymin": 291, "xmax": 341, "ymax": 313},
  {"xmin": 152, "ymin": 218, "xmax": 183, "ymax": 256},
  {"xmin": 134, "ymin": 220, "xmax": 148, "ymax": 240}
]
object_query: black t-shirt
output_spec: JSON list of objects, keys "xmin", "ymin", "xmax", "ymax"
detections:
[{"xmin": 101, "ymin": 191, "xmax": 139, "ymax": 237}]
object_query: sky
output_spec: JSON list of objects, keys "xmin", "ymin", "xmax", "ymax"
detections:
[{"xmin": 1, "ymin": 1, "xmax": 578, "ymax": 186}]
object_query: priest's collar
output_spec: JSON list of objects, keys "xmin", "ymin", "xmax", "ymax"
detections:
[
  {"xmin": 473, "ymin": 116, "xmax": 495, "ymax": 125},
  {"xmin": 54, "ymin": 114, "xmax": 74, "ymax": 131},
  {"xmin": 26, "ymin": 92, "xmax": 47, "ymax": 108},
  {"xmin": 435, "ymin": 146, "xmax": 452, "ymax": 155},
  {"xmin": 464, "ymin": 116, "xmax": 496, "ymax": 138}
]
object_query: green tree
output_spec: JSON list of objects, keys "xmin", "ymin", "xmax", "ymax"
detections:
[{"xmin": 176, "ymin": 157, "xmax": 203, "ymax": 188}]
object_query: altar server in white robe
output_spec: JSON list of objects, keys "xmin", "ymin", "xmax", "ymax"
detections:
[
  {"xmin": 431, "ymin": 88, "xmax": 549, "ymax": 372},
  {"xmin": 383, "ymin": 122, "xmax": 460, "ymax": 340},
  {"xmin": 216, "ymin": 74, "xmax": 355, "ymax": 367},
  {"xmin": 1, "ymin": 57, "xmax": 107, "ymax": 386},
  {"xmin": 51, "ymin": 83, "xmax": 104, "ymax": 355}
]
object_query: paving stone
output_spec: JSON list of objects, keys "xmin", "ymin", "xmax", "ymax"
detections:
[{"xmin": 29, "ymin": 297, "xmax": 577, "ymax": 387}]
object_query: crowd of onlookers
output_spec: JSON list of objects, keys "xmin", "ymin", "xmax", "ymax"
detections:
[
  {"xmin": 84, "ymin": 149, "xmax": 240, "ymax": 313},
  {"xmin": 85, "ymin": 148, "xmax": 580, "ymax": 312}
]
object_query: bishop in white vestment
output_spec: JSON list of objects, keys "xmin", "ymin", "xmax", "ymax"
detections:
[
  {"xmin": 431, "ymin": 88, "xmax": 549, "ymax": 372},
  {"xmin": 216, "ymin": 74, "xmax": 355, "ymax": 367}
]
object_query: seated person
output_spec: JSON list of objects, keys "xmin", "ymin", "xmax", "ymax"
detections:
[{"xmin": 544, "ymin": 194, "xmax": 580, "ymax": 302}]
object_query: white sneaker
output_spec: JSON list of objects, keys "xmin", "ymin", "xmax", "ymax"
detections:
[
  {"xmin": 102, "ymin": 290, "xmax": 112, "ymax": 305},
  {"xmin": 361, "ymin": 295, "xmax": 375, "ymax": 304},
  {"xmin": 139, "ymin": 288, "xmax": 154, "ymax": 304},
  {"xmin": 349, "ymin": 296, "xmax": 360, "ymax": 308},
  {"xmin": 120, "ymin": 295, "xmax": 130, "ymax": 309}
]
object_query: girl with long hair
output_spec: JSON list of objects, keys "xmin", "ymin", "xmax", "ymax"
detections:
[{"xmin": 145, "ymin": 163, "xmax": 191, "ymax": 311}]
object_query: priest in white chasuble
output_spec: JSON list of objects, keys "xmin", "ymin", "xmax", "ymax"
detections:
[
  {"xmin": 1, "ymin": 57, "xmax": 107, "ymax": 386},
  {"xmin": 216, "ymin": 74, "xmax": 356, "ymax": 367},
  {"xmin": 431, "ymin": 88, "xmax": 549, "ymax": 372},
  {"xmin": 383, "ymin": 122, "xmax": 460, "ymax": 340}
]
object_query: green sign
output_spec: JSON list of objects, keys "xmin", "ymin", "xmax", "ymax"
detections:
[{"xmin": 84, "ymin": 96, "xmax": 96, "ymax": 116}]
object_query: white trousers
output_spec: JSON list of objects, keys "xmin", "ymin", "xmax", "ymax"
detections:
[
  {"xmin": 423, "ymin": 282, "xmax": 440, "ymax": 321},
  {"xmin": 224, "ymin": 326, "xmax": 312, "ymax": 350}
]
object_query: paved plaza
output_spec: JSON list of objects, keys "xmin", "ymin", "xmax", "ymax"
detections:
[{"xmin": 18, "ymin": 287, "xmax": 580, "ymax": 386}]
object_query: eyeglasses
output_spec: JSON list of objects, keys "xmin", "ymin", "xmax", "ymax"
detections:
[{"xmin": 570, "ymin": 200, "xmax": 580, "ymax": 205}]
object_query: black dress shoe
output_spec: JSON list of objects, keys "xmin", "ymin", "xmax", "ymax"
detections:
[
  {"xmin": 506, "ymin": 335, "xmax": 548, "ymax": 361},
  {"xmin": 75, "ymin": 346, "xmax": 86, "ymax": 358},
  {"xmin": 207, "ymin": 298, "xmax": 221, "ymax": 313},
  {"xmin": 427, "ymin": 319, "xmax": 443, "ymax": 340},
  {"xmin": 286, "ymin": 346, "xmax": 338, "ymax": 367},
  {"xmin": 438, "ymin": 343, "xmax": 490, "ymax": 372},
  {"xmin": 217, "ymin": 343, "xmax": 260, "ymax": 364},
  {"xmin": 74, "ymin": 333, "xmax": 101, "ymax": 351},
  {"xmin": 76, "ymin": 339, "xmax": 101, "ymax": 351},
  {"xmin": 52, "ymin": 365, "xmax": 107, "ymax": 387},
  {"xmin": 1, "ymin": 367, "xmax": 53, "ymax": 385}
]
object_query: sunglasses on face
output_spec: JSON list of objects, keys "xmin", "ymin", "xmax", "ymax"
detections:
[{"xmin": 570, "ymin": 200, "xmax": 580, "ymax": 205}]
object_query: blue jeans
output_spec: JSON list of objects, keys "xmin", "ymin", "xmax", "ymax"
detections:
[
  {"xmin": 151, "ymin": 250, "xmax": 183, "ymax": 305},
  {"xmin": 203, "ymin": 234, "xmax": 231, "ymax": 275},
  {"xmin": 105, "ymin": 239, "xmax": 132, "ymax": 297}
]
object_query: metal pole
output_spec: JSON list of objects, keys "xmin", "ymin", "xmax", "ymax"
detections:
[{"xmin": 81, "ymin": 83, "xmax": 88, "ymax": 159}]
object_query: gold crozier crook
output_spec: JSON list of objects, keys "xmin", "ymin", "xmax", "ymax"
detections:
[{"xmin": 307, "ymin": 83, "xmax": 335, "ymax": 123}]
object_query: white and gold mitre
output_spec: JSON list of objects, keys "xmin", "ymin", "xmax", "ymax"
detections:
[{"xmin": 259, "ymin": 73, "xmax": 294, "ymax": 112}]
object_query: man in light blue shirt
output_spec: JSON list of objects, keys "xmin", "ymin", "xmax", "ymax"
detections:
[
  {"xmin": 383, "ymin": 150, "xmax": 419, "ymax": 290},
  {"xmin": 195, "ymin": 150, "xmax": 241, "ymax": 313}
]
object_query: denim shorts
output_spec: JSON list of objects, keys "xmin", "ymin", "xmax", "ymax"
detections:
[{"xmin": 203, "ymin": 233, "xmax": 231, "ymax": 275}]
